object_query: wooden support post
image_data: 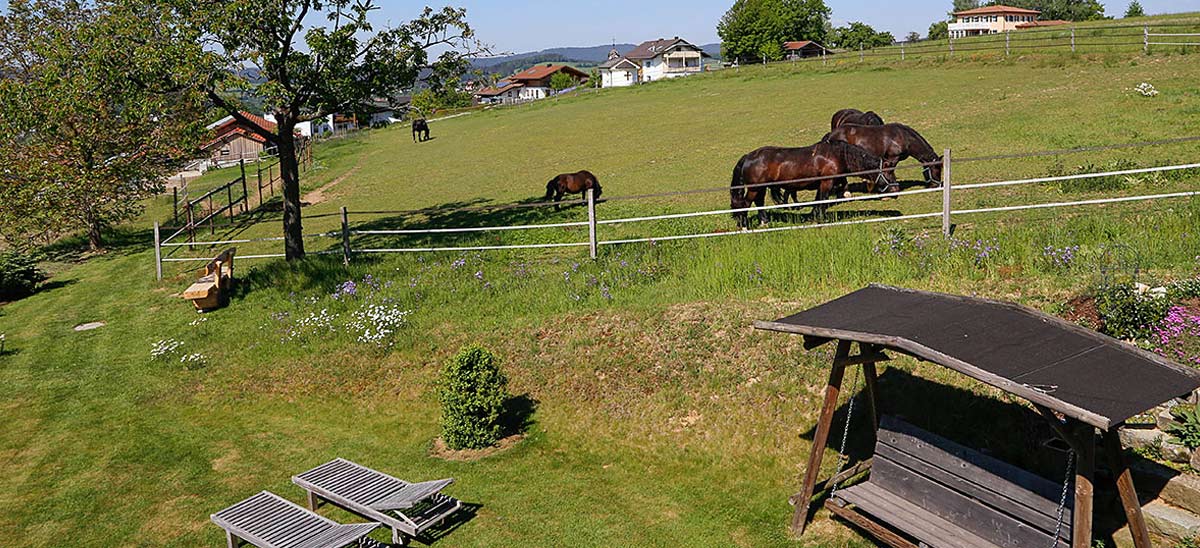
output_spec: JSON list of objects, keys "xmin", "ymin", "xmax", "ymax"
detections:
[
  {"xmin": 950, "ymin": 36, "xmax": 955, "ymax": 56},
  {"xmin": 153, "ymin": 222, "xmax": 163, "ymax": 281},
  {"xmin": 901, "ymin": 43, "xmax": 905, "ymax": 61},
  {"xmin": 1071, "ymin": 27, "xmax": 1076, "ymax": 53},
  {"xmin": 186, "ymin": 204, "xmax": 195, "ymax": 243},
  {"xmin": 859, "ymin": 44, "xmax": 864, "ymax": 62},
  {"xmin": 239, "ymin": 160, "xmax": 249, "ymax": 213},
  {"xmin": 1144, "ymin": 26, "xmax": 1150, "ymax": 54},
  {"xmin": 226, "ymin": 185, "xmax": 234, "ymax": 222},
  {"xmin": 1006, "ymin": 31, "xmax": 1011, "ymax": 56},
  {"xmin": 862, "ymin": 359, "xmax": 881, "ymax": 434},
  {"xmin": 209, "ymin": 196, "xmax": 215, "ymax": 235},
  {"xmin": 1072, "ymin": 422, "xmax": 1095, "ymax": 548},
  {"xmin": 1104, "ymin": 429, "xmax": 1152, "ymax": 548},
  {"xmin": 341, "ymin": 206, "xmax": 351, "ymax": 266},
  {"xmin": 306, "ymin": 491, "xmax": 320, "ymax": 511},
  {"xmin": 173, "ymin": 187, "xmax": 179, "ymax": 226},
  {"xmin": 587, "ymin": 188, "xmax": 598, "ymax": 260},
  {"xmin": 791, "ymin": 340, "xmax": 852, "ymax": 537},
  {"xmin": 942, "ymin": 148, "xmax": 953, "ymax": 236}
]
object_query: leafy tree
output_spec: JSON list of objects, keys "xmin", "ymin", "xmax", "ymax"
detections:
[
  {"xmin": 718, "ymin": 0, "xmax": 831, "ymax": 64},
  {"xmin": 829, "ymin": 22, "xmax": 894, "ymax": 50},
  {"xmin": 1125, "ymin": 1, "xmax": 1145, "ymax": 17},
  {"xmin": 985, "ymin": 0, "xmax": 1108, "ymax": 21},
  {"xmin": 410, "ymin": 88, "xmax": 472, "ymax": 118},
  {"xmin": 929, "ymin": 20, "xmax": 950, "ymax": 40},
  {"xmin": 167, "ymin": 1, "xmax": 483, "ymax": 260},
  {"xmin": 905, "ymin": 31, "xmax": 922, "ymax": 43},
  {"xmin": 549, "ymin": 71, "xmax": 578, "ymax": 92},
  {"xmin": 950, "ymin": 0, "xmax": 981, "ymax": 17},
  {"xmin": 0, "ymin": 0, "xmax": 206, "ymax": 250}
]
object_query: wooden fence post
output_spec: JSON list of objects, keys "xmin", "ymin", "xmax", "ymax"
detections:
[
  {"xmin": 239, "ymin": 159, "xmax": 248, "ymax": 213},
  {"xmin": 1144, "ymin": 26, "xmax": 1150, "ymax": 54},
  {"xmin": 950, "ymin": 36, "xmax": 955, "ymax": 56},
  {"xmin": 1071, "ymin": 27, "xmax": 1076, "ymax": 53},
  {"xmin": 256, "ymin": 164, "xmax": 264, "ymax": 206},
  {"xmin": 587, "ymin": 188, "xmax": 598, "ymax": 260},
  {"xmin": 154, "ymin": 222, "xmax": 163, "ymax": 281},
  {"xmin": 186, "ymin": 203, "xmax": 195, "ymax": 243},
  {"xmin": 173, "ymin": 187, "xmax": 179, "ymax": 226},
  {"xmin": 859, "ymin": 44, "xmax": 864, "ymax": 62},
  {"xmin": 1006, "ymin": 31, "xmax": 1011, "ymax": 56},
  {"xmin": 341, "ymin": 206, "xmax": 352, "ymax": 265},
  {"xmin": 226, "ymin": 185, "xmax": 235, "ymax": 222},
  {"xmin": 942, "ymin": 148, "xmax": 953, "ymax": 237},
  {"xmin": 901, "ymin": 43, "xmax": 905, "ymax": 61}
]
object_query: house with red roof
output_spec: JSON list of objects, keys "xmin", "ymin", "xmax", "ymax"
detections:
[
  {"xmin": 783, "ymin": 40, "xmax": 831, "ymax": 60},
  {"xmin": 949, "ymin": 5, "xmax": 1044, "ymax": 38},
  {"xmin": 203, "ymin": 112, "xmax": 277, "ymax": 164},
  {"xmin": 475, "ymin": 64, "xmax": 589, "ymax": 104}
]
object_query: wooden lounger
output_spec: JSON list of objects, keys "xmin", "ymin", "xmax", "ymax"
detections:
[
  {"xmin": 211, "ymin": 491, "xmax": 380, "ymax": 548},
  {"xmin": 183, "ymin": 248, "xmax": 236, "ymax": 311},
  {"xmin": 293, "ymin": 459, "xmax": 462, "ymax": 545}
]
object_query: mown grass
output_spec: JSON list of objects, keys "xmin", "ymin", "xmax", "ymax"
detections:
[{"xmin": 2, "ymin": 48, "xmax": 1200, "ymax": 547}]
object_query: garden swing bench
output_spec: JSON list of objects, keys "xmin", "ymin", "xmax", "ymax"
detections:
[{"xmin": 755, "ymin": 285, "xmax": 1200, "ymax": 548}]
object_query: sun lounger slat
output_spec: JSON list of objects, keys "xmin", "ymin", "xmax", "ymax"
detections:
[
  {"xmin": 293, "ymin": 459, "xmax": 463, "ymax": 543},
  {"xmin": 211, "ymin": 491, "xmax": 380, "ymax": 548}
]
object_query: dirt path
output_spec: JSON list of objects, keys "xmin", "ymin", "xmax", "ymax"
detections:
[{"xmin": 302, "ymin": 150, "xmax": 377, "ymax": 205}]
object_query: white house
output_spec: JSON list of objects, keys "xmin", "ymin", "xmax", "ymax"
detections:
[
  {"xmin": 948, "ymin": 5, "xmax": 1050, "ymax": 38},
  {"xmin": 598, "ymin": 37, "xmax": 709, "ymax": 88},
  {"xmin": 474, "ymin": 64, "xmax": 589, "ymax": 104}
]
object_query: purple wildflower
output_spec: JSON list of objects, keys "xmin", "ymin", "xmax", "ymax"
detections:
[{"xmin": 332, "ymin": 280, "xmax": 358, "ymax": 300}]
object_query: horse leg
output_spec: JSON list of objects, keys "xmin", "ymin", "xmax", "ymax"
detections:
[
  {"xmin": 756, "ymin": 192, "xmax": 769, "ymax": 228},
  {"xmin": 814, "ymin": 180, "xmax": 833, "ymax": 220}
]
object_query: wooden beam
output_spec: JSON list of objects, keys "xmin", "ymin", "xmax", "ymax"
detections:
[
  {"xmin": 803, "ymin": 335, "xmax": 832, "ymax": 350},
  {"xmin": 863, "ymin": 361, "xmax": 881, "ymax": 434},
  {"xmin": 1104, "ymin": 429, "xmax": 1152, "ymax": 548},
  {"xmin": 791, "ymin": 340, "xmax": 851, "ymax": 537},
  {"xmin": 1072, "ymin": 422, "xmax": 1095, "ymax": 548},
  {"xmin": 789, "ymin": 458, "xmax": 873, "ymax": 507},
  {"xmin": 833, "ymin": 351, "xmax": 893, "ymax": 368},
  {"xmin": 824, "ymin": 499, "xmax": 919, "ymax": 548}
]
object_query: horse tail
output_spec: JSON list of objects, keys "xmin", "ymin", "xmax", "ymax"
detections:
[
  {"xmin": 544, "ymin": 177, "xmax": 558, "ymax": 201},
  {"xmin": 590, "ymin": 173, "xmax": 602, "ymax": 199},
  {"xmin": 730, "ymin": 155, "xmax": 749, "ymax": 218}
]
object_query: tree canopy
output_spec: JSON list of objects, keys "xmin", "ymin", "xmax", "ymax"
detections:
[
  {"xmin": 829, "ymin": 22, "xmax": 895, "ymax": 50},
  {"xmin": 718, "ymin": 0, "xmax": 831, "ymax": 63},
  {"xmin": 0, "ymin": 0, "xmax": 206, "ymax": 250},
  {"xmin": 950, "ymin": 0, "xmax": 1108, "ymax": 21},
  {"xmin": 165, "ymin": 0, "xmax": 483, "ymax": 260},
  {"xmin": 928, "ymin": 20, "xmax": 950, "ymax": 40},
  {"xmin": 1125, "ymin": 1, "xmax": 1145, "ymax": 17}
]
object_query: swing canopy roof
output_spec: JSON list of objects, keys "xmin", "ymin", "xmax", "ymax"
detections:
[{"xmin": 755, "ymin": 285, "xmax": 1200, "ymax": 430}]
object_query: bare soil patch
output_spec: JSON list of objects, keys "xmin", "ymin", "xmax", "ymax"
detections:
[{"xmin": 428, "ymin": 434, "xmax": 525, "ymax": 462}]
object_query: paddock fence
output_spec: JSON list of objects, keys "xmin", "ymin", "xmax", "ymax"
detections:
[
  {"xmin": 731, "ymin": 20, "xmax": 1200, "ymax": 70},
  {"xmin": 152, "ymin": 135, "xmax": 1200, "ymax": 279}
]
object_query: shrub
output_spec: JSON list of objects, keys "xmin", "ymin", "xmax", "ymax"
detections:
[
  {"xmin": 1167, "ymin": 404, "xmax": 1200, "ymax": 450},
  {"xmin": 1095, "ymin": 283, "xmax": 1171, "ymax": 340},
  {"xmin": 439, "ymin": 345, "xmax": 510, "ymax": 450},
  {"xmin": 0, "ymin": 251, "xmax": 46, "ymax": 301}
]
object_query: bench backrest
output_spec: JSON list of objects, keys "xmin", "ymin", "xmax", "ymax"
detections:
[
  {"xmin": 202, "ymin": 248, "xmax": 236, "ymax": 282},
  {"xmin": 873, "ymin": 415, "xmax": 1072, "ymax": 548}
]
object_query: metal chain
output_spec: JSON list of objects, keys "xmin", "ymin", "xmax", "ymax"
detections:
[
  {"xmin": 1049, "ymin": 450, "xmax": 1076, "ymax": 548},
  {"xmin": 829, "ymin": 366, "xmax": 862, "ymax": 495}
]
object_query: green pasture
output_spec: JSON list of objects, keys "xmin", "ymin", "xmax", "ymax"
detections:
[{"xmin": 3, "ymin": 43, "xmax": 1200, "ymax": 547}]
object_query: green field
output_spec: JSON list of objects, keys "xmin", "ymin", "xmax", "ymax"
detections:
[{"xmin": 3, "ymin": 45, "xmax": 1200, "ymax": 547}]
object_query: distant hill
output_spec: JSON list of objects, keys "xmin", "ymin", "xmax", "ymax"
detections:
[{"xmin": 473, "ymin": 42, "xmax": 724, "ymax": 76}]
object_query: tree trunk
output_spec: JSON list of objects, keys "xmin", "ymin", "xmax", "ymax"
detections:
[
  {"xmin": 276, "ymin": 119, "xmax": 305, "ymax": 260},
  {"xmin": 87, "ymin": 220, "xmax": 103, "ymax": 251}
]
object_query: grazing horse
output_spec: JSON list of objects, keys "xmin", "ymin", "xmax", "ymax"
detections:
[
  {"xmin": 824, "ymin": 123, "xmax": 944, "ymax": 187},
  {"xmin": 412, "ymin": 118, "xmax": 430, "ymax": 142},
  {"xmin": 545, "ymin": 170, "xmax": 602, "ymax": 208},
  {"xmin": 730, "ymin": 141, "xmax": 898, "ymax": 229},
  {"xmin": 831, "ymin": 108, "xmax": 885, "ymax": 131}
]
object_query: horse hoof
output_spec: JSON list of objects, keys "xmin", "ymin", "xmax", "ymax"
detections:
[{"xmin": 843, "ymin": 192, "xmax": 852, "ymax": 199}]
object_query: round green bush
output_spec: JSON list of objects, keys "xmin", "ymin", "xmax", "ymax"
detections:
[
  {"xmin": 439, "ymin": 345, "xmax": 510, "ymax": 450},
  {"xmin": 0, "ymin": 251, "xmax": 45, "ymax": 301}
]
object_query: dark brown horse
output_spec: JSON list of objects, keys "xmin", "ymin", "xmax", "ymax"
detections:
[
  {"xmin": 412, "ymin": 118, "xmax": 430, "ymax": 142},
  {"xmin": 545, "ymin": 170, "xmax": 602, "ymax": 208},
  {"xmin": 831, "ymin": 108, "xmax": 885, "ymax": 131},
  {"xmin": 730, "ymin": 141, "xmax": 898, "ymax": 229},
  {"xmin": 824, "ymin": 123, "xmax": 943, "ymax": 187}
]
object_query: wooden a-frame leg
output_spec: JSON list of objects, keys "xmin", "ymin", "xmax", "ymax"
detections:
[
  {"xmin": 1072, "ymin": 423, "xmax": 1095, "ymax": 548},
  {"xmin": 861, "ymin": 344, "xmax": 881, "ymax": 435},
  {"xmin": 791, "ymin": 339, "xmax": 851, "ymax": 537},
  {"xmin": 306, "ymin": 490, "xmax": 319, "ymax": 511},
  {"xmin": 1104, "ymin": 429, "xmax": 1152, "ymax": 548}
]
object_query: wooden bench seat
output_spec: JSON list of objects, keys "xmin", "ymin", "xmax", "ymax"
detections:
[
  {"xmin": 182, "ymin": 248, "xmax": 235, "ymax": 311},
  {"xmin": 828, "ymin": 415, "xmax": 1072, "ymax": 548}
]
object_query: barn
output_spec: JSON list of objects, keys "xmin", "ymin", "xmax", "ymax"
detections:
[
  {"xmin": 784, "ymin": 40, "xmax": 831, "ymax": 59},
  {"xmin": 203, "ymin": 111, "xmax": 277, "ymax": 165}
]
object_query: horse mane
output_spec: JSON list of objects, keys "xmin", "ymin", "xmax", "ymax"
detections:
[
  {"xmin": 892, "ymin": 123, "xmax": 938, "ymax": 162},
  {"xmin": 834, "ymin": 141, "xmax": 879, "ymax": 173}
]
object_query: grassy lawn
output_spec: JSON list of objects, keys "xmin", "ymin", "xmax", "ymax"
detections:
[{"xmin": 3, "ymin": 48, "xmax": 1200, "ymax": 547}]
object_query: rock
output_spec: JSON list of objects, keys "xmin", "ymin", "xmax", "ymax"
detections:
[
  {"xmin": 1121, "ymin": 427, "xmax": 1166, "ymax": 452},
  {"xmin": 73, "ymin": 322, "xmax": 106, "ymax": 332},
  {"xmin": 1192, "ymin": 449, "xmax": 1200, "ymax": 472},
  {"xmin": 1144, "ymin": 500, "xmax": 1200, "ymax": 542},
  {"xmin": 1164, "ymin": 440, "xmax": 1192, "ymax": 464},
  {"xmin": 1160, "ymin": 406, "xmax": 1181, "ymax": 431}
]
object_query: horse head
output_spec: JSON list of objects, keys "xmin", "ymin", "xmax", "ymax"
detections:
[
  {"xmin": 870, "ymin": 159, "xmax": 900, "ymax": 194},
  {"xmin": 591, "ymin": 178, "xmax": 603, "ymax": 200},
  {"xmin": 924, "ymin": 158, "xmax": 944, "ymax": 188},
  {"xmin": 544, "ymin": 177, "xmax": 559, "ymax": 200}
]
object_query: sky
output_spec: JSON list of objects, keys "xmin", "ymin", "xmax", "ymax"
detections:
[{"xmin": 1, "ymin": 1, "xmax": 1197, "ymax": 54}]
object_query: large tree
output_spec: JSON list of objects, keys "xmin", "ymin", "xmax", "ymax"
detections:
[
  {"xmin": 718, "ymin": 0, "xmax": 831, "ymax": 63},
  {"xmin": 0, "ymin": 0, "xmax": 206, "ymax": 250},
  {"xmin": 1125, "ymin": 1, "xmax": 1145, "ymax": 18},
  {"xmin": 829, "ymin": 22, "xmax": 895, "ymax": 50},
  {"xmin": 928, "ymin": 20, "xmax": 950, "ymax": 40},
  {"xmin": 171, "ymin": 1, "xmax": 482, "ymax": 260},
  {"xmin": 956, "ymin": 0, "xmax": 1108, "ymax": 21}
]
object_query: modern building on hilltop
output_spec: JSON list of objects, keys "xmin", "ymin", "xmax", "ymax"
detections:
[
  {"xmin": 475, "ymin": 64, "xmax": 589, "ymax": 104},
  {"xmin": 598, "ymin": 37, "xmax": 709, "ymax": 88},
  {"xmin": 948, "ymin": 5, "xmax": 1054, "ymax": 38}
]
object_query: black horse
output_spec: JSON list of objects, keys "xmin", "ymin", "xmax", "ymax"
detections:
[
  {"xmin": 831, "ymin": 108, "xmax": 885, "ymax": 131},
  {"xmin": 730, "ymin": 141, "xmax": 898, "ymax": 229},
  {"xmin": 824, "ymin": 123, "xmax": 944, "ymax": 187},
  {"xmin": 412, "ymin": 118, "xmax": 430, "ymax": 143}
]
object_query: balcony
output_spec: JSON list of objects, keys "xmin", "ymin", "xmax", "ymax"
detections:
[{"xmin": 949, "ymin": 21, "xmax": 996, "ymax": 32}]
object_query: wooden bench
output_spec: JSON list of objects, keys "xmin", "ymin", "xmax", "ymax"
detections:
[
  {"xmin": 827, "ymin": 415, "xmax": 1072, "ymax": 548},
  {"xmin": 182, "ymin": 248, "xmax": 235, "ymax": 311}
]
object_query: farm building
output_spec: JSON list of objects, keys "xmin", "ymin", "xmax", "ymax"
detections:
[
  {"xmin": 949, "ymin": 5, "xmax": 1043, "ymax": 38},
  {"xmin": 598, "ymin": 37, "xmax": 709, "ymax": 88},
  {"xmin": 475, "ymin": 64, "xmax": 589, "ymax": 104},
  {"xmin": 203, "ymin": 111, "xmax": 277, "ymax": 164},
  {"xmin": 783, "ymin": 40, "xmax": 831, "ymax": 59}
]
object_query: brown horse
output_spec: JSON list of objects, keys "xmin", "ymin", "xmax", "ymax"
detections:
[
  {"xmin": 730, "ymin": 141, "xmax": 898, "ymax": 229},
  {"xmin": 412, "ymin": 118, "xmax": 430, "ymax": 142},
  {"xmin": 824, "ymin": 123, "xmax": 943, "ymax": 187},
  {"xmin": 831, "ymin": 108, "xmax": 885, "ymax": 131},
  {"xmin": 545, "ymin": 170, "xmax": 602, "ymax": 208}
]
